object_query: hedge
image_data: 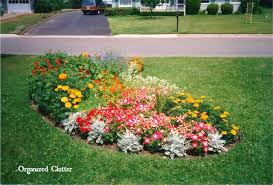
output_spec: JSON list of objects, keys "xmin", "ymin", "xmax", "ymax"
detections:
[
  {"xmin": 104, "ymin": 8, "xmax": 140, "ymax": 16},
  {"xmin": 207, "ymin": 4, "xmax": 219, "ymax": 15},
  {"xmin": 186, "ymin": 0, "xmax": 201, "ymax": 15},
  {"xmin": 140, "ymin": 11, "xmax": 184, "ymax": 16},
  {"xmin": 221, "ymin": 3, "xmax": 233, "ymax": 14},
  {"xmin": 33, "ymin": 0, "xmax": 63, "ymax": 13}
]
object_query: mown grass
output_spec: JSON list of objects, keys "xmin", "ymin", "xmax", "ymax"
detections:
[
  {"xmin": 0, "ymin": 13, "xmax": 53, "ymax": 34},
  {"xmin": 1, "ymin": 55, "xmax": 272, "ymax": 184},
  {"xmin": 108, "ymin": 8, "xmax": 273, "ymax": 34}
]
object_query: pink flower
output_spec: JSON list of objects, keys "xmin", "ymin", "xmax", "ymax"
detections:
[
  {"xmin": 192, "ymin": 142, "xmax": 198, "ymax": 148},
  {"xmin": 144, "ymin": 138, "xmax": 150, "ymax": 144}
]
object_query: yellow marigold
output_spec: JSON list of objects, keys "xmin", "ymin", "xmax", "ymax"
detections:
[
  {"xmin": 220, "ymin": 114, "xmax": 227, "ymax": 119},
  {"xmin": 201, "ymin": 114, "xmax": 208, "ymax": 121},
  {"xmin": 65, "ymin": 102, "xmax": 72, "ymax": 108},
  {"xmin": 232, "ymin": 124, "xmax": 240, "ymax": 131},
  {"xmin": 75, "ymin": 91, "xmax": 82, "ymax": 97},
  {"xmin": 192, "ymin": 113, "xmax": 197, "ymax": 118},
  {"xmin": 230, "ymin": 129, "xmax": 237, "ymax": 135},
  {"xmin": 74, "ymin": 98, "xmax": 82, "ymax": 103},
  {"xmin": 82, "ymin": 51, "xmax": 89, "ymax": 58},
  {"xmin": 54, "ymin": 88, "xmax": 59, "ymax": 92},
  {"xmin": 88, "ymin": 83, "xmax": 94, "ymax": 89},
  {"xmin": 201, "ymin": 96, "xmax": 206, "ymax": 99},
  {"xmin": 214, "ymin": 106, "xmax": 221, "ymax": 110},
  {"xmin": 193, "ymin": 103, "xmax": 199, "ymax": 108},
  {"xmin": 61, "ymin": 97, "xmax": 68, "ymax": 103},
  {"xmin": 224, "ymin": 111, "xmax": 230, "ymax": 116},
  {"xmin": 186, "ymin": 97, "xmax": 195, "ymax": 103},
  {"xmin": 61, "ymin": 85, "xmax": 70, "ymax": 91},
  {"xmin": 58, "ymin": 73, "xmax": 67, "ymax": 80},
  {"xmin": 222, "ymin": 131, "xmax": 228, "ymax": 135},
  {"xmin": 68, "ymin": 89, "xmax": 76, "ymax": 94},
  {"xmin": 194, "ymin": 110, "xmax": 199, "ymax": 114},
  {"xmin": 74, "ymin": 104, "xmax": 79, "ymax": 109},
  {"xmin": 70, "ymin": 94, "xmax": 76, "ymax": 98},
  {"xmin": 57, "ymin": 85, "xmax": 63, "ymax": 89}
]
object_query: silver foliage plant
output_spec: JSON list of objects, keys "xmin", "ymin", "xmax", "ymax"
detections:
[
  {"xmin": 163, "ymin": 132, "xmax": 191, "ymax": 159},
  {"xmin": 117, "ymin": 130, "xmax": 143, "ymax": 153},
  {"xmin": 61, "ymin": 112, "xmax": 86, "ymax": 134},
  {"xmin": 87, "ymin": 119, "xmax": 106, "ymax": 144},
  {"xmin": 207, "ymin": 132, "xmax": 227, "ymax": 153}
]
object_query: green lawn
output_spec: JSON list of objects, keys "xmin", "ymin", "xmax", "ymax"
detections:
[
  {"xmin": 1, "ymin": 55, "xmax": 272, "ymax": 184},
  {"xmin": 0, "ymin": 13, "xmax": 53, "ymax": 34},
  {"xmin": 108, "ymin": 9, "xmax": 273, "ymax": 34}
]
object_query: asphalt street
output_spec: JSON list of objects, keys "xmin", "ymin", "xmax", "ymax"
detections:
[
  {"xmin": 24, "ymin": 11, "xmax": 111, "ymax": 35},
  {"xmin": 1, "ymin": 35, "xmax": 272, "ymax": 57}
]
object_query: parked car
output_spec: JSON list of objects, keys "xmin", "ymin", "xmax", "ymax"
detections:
[{"xmin": 81, "ymin": 0, "xmax": 106, "ymax": 15}]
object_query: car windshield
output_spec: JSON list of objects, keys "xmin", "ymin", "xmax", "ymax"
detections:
[{"xmin": 82, "ymin": 0, "xmax": 96, "ymax": 6}]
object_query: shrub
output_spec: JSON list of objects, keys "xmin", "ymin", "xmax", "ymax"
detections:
[
  {"xmin": 140, "ymin": 11, "xmax": 184, "ymax": 16},
  {"xmin": 104, "ymin": 8, "xmax": 140, "ymax": 16},
  {"xmin": 239, "ymin": 0, "xmax": 262, "ymax": 14},
  {"xmin": 33, "ymin": 0, "xmax": 63, "ymax": 13},
  {"xmin": 186, "ymin": 0, "xmax": 201, "ymax": 15},
  {"xmin": 221, "ymin": 3, "xmax": 233, "ymax": 14},
  {"xmin": 260, "ymin": 0, "xmax": 272, "ymax": 8},
  {"xmin": 207, "ymin": 4, "xmax": 219, "ymax": 15}
]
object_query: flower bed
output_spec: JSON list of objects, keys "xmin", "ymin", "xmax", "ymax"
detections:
[{"xmin": 29, "ymin": 52, "xmax": 240, "ymax": 159}]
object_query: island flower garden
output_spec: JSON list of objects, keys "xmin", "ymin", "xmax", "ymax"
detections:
[{"xmin": 29, "ymin": 52, "xmax": 240, "ymax": 159}]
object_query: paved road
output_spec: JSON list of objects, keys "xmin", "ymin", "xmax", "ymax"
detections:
[
  {"xmin": 1, "ymin": 34, "xmax": 272, "ymax": 57},
  {"xmin": 24, "ymin": 11, "xmax": 111, "ymax": 35}
]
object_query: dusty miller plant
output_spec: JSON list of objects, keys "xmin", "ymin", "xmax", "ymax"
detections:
[
  {"xmin": 87, "ymin": 119, "xmax": 106, "ymax": 144},
  {"xmin": 207, "ymin": 132, "xmax": 227, "ymax": 153},
  {"xmin": 61, "ymin": 112, "xmax": 86, "ymax": 134},
  {"xmin": 163, "ymin": 132, "xmax": 191, "ymax": 159},
  {"xmin": 117, "ymin": 130, "xmax": 143, "ymax": 153}
]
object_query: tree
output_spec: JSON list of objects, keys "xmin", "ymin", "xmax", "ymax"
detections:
[{"xmin": 141, "ymin": 0, "xmax": 169, "ymax": 13}]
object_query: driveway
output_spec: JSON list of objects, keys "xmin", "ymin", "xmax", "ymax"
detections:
[{"xmin": 24, "ymin": 11, "xmax": 111, "ymax": 35}]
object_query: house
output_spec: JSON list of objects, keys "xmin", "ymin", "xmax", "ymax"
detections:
[
  {"xmin": 1, "ymin": 0, "xmax": 33, "ymax": 13},
  {"xmin": 112, "ymin": 0, "xmax": 241, "ymax": 13}
]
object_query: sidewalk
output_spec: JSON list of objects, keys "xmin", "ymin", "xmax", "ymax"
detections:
[{"xmin": 1, "ymin": 34, "xmax": 272, "ymax": 57}]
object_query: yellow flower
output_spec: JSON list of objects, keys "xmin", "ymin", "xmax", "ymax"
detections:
[
  {"xmin": 230, "ymin": 129, "xmax": 237, "ymax": 135},
  {"xmin": 222, "ymin": 131, "xmax": 228, "ymax": 135},
  {"xmin": 193, "ymin": 103, "xmax": 199, "ymax": 108},
  {"xmin": 57, "ymin": 85, "xmax": 63, "ymax": 89},
  {"xmin": 74, "ymin": 98, "xmax": 82, "ymax": 103},
  {"xmin": 88, "ymin": 83, "xmax": 94, "ymax": 89},
  {"xmin": 68, "ymin": 89, "xmax": 75, "ymax": 94},
  {"xmin": 58, "ymin": 73, "xmax": 67, "ymax": 80},
  {"xmin": 74, "ymin": 105, "xmax": 79, "ymax": 109},
  {"xmin": 220, "ymin": 114, "xmax": 227, "ymax": 119},
  {"xmin": 214, "ymin": 106, "xmax": 221, "ymax": 110},
  {"xmin": 75, "ymin": 91, "xmax": 82, "ymax": 97},
  {"xmin": 54, "ymin": 88, "xmax": 59, "ymax": 92},
  {"xmin": 192, "ymin": 113, "xmax": 197, "ymax": 118},
  {"xmin": 181, "ymin": 100, "xmax": 186, "ymax": 103},
  {"xmin": 61, "ymin": 85, "xmax": 70, "ymax": 91},
  {"xmin": 65, "ymin": 102, "xmax": 72, "ymax": 108},
  {"xmin": 186, "ymin": 97, "xmax": 195, "ymax": 103},
  {"xmin": 194, "ymin": 110, "xmax": 199, "ymax": 114},
  {"xmin": 206, "ymin": 123, "xmax": 212, "ymax": 126},
  {"xmin": 224, "ymin": 111, "xmax": 229, "ymax": 115},
  {"xmin": 201, "ymin": 96, "xmax": 206, "ymax": 99},
  {"xmin": 70, "ymin": 94, "xmax": 76, "ymax": 98},
  {"xmin": 201, "ymin": 114, "xmax": 208, "ymax": 121},
  {"xmin": 61, "ymin": 97, "xmax": 68, "ymax": 103},
  {"xmin": 232, "ymin": 124, "xmax": 240, "ymax": 131},
  {"xmin": 64, "ymin": 60, "xmax": 68, "ymax": 64},
  {"xmin": 82, "ymin": 51, "xmax": 89, "ymax": 58}
]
